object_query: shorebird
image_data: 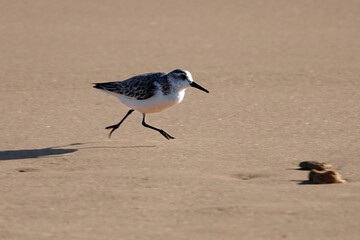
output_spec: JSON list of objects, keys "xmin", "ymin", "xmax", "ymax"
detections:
[{"xmin": 93, "ymin": 69, "xmax": 209, "ymax": 140}]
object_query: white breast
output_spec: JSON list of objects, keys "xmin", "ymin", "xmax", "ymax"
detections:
[{"xmin": 117, "ymin": 89, "xmax": 186, "ymax": 114}]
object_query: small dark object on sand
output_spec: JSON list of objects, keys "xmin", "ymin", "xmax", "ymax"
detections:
[
  {"xmin": 309, "ymin": 169, "xmax": 345, "ymax": 184},
  {"xmin": 299, "ymin": 161, "xmax": 332, "ymax": 171}
]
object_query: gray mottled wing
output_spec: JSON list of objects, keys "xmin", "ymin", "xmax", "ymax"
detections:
[{"xmin": 94, "ymin": 72, "xmax": 167, "ymax": 100}]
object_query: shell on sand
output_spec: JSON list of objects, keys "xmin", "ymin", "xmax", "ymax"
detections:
[
  {"xmin": 309, "ymin": 169, "xmax": 345, "ymax": 184},
  {"xmin": 299, "ymin": 161, "xmax": 332, "ymax": 171}
]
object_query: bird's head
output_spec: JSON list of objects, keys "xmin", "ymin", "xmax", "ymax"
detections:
[{"xmin": 167, "ymin": 69, "xmax": 209, "ymax": 93}]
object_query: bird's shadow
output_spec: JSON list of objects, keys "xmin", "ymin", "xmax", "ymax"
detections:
[{"xmin": 0, "ymin": 142, "xmax": 155, "ymax": 161}]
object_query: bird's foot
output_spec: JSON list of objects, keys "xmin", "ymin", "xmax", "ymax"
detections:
[
  {"xmin": 105, "ymin": 124, "xmax": 119, "ymax": 138},
  {"xmin": 159, "ymin": 130, "xmax": 175, "ymax": 140}
]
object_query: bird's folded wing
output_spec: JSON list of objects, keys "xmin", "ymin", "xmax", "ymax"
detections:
[{"xmin": 94, "ymin": 72, "xmax": 166, "ymax": 100}]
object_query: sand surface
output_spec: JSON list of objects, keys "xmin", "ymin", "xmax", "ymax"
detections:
[{"xmin": 1, "ymin": 1, "xmax": 360, "ymax": 239}]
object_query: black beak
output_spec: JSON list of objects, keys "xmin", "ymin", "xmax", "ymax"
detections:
[{"xmin": 190, "ymin": 82, "xmax": 209, "ymax": 93}]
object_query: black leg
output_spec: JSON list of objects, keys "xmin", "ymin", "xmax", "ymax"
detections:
[
  {"xmin": 106, "ymin": 109, "xmax": 134, "ymax": 138},
  {"xmin": 141, "ymin": 114, "xmax": 175, "ymax": 140}
]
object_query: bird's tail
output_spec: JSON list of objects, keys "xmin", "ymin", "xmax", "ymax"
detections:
[
  {"xmin": 93, "ymin": 82, "xmax": 119, "ymax": 92},
  {"xmin": 93, "ymin": 83, "xmax": 105, "ymax": 90}
]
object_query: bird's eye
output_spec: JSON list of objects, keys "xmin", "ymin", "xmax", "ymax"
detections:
[{"xmin": 180, "ymin": 74, "xmax": 187, "ymax": 80}]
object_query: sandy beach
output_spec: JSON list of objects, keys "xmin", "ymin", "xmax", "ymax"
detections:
[{"xmin": 1, "ymin": 0, "xmax": 360, "ymax": 239}]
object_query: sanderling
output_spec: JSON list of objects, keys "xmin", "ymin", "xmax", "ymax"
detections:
[{"xmin": 93, "ymin": 69, "xmax": 209, "ymax": 140}]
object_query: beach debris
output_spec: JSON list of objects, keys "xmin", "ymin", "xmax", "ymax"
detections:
[
  {"xmin": 299, "ymin": 161, "xmax": 332, "ymax": 171},
  {"xmin": 309, "ymin": 169, "xmax": 345, "ymax": 184}
]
